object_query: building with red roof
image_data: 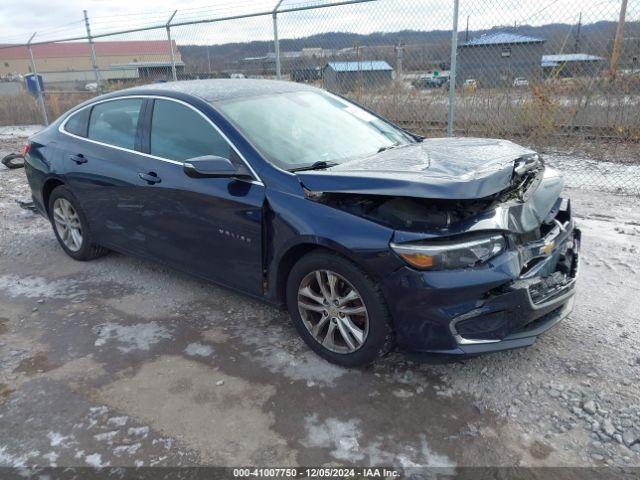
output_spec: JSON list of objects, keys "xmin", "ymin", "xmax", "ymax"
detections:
[{"xmin": 0, "ymin": 40, "xmax": 183, "ymax": 85}]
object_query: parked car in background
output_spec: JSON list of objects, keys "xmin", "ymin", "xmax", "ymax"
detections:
[
  {"xmin": 2, "ymin": 73, "xmax": 23, "ymax": 82},
  {"xmin": 463, "ymin": 78, "xmax": 477, "ymax": 91},
  {"xmin": 413, "ymin": 76, "xmax": 448, "ymax": 89},
  {"xmin": 23, "ymin": 79, "xmax": 580, "ymax": 366},
  {"xmin": 513, "ymin": 77, "xmax": 530, "ymax": 87},
  {"xmin": 84, "ymin": 82, "xmax": 98, "ymax": 92}
]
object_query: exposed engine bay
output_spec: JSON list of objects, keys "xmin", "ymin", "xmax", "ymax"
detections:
[{"xmin": 309, "ymin": 155, "xmax": 546, "ymax": 232}]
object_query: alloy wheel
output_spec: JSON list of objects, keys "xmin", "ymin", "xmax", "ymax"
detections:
[
  {"xmin": 297, "ymin": 269, "xmax": 369, "ymax": 354},
  {"xmin": 52, "ymin": 198, "xmax": 83, "ymax": 252}
]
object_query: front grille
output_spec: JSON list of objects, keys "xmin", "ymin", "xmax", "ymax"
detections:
[
  {"xmin": 515, "ymin": 196, "xmax": 578, "ymax": 305},
  {"xmin": 529, "ymin": 270, "xmax": 576, "ymax": 305}
]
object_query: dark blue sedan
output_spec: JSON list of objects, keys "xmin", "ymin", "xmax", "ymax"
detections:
[{"xmin": 23, "ymin": 79, "xmax": 580, "ymax": 366}]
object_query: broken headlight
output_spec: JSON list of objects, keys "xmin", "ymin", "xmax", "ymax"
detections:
[{"xmin": 390, "ymin": 233, "xmax": 506, "ymax": 270}]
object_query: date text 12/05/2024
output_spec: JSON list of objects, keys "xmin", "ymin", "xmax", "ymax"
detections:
[{"xmin": 232, "ymin": 468, "xmax": 401, "ymax": 478}]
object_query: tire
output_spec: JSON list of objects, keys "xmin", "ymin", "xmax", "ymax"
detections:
[
  {"xmin": 286, "ymin": 250, "xmax": 394, "ymax": 367},
  {"xmin": 48, "ymin": 185, "xmax": 109, "ymax": 261},
  {"xmin": 1, "ymin": 153, "xmax": 24, "ymax": 170}
]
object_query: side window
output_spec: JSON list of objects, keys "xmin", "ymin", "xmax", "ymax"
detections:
[
  {"xmin": 88, "ymin": 98, "xmax": 143, "ymax": 150},
  {"xmin": 150, "ymin": 99, "xmax": 232, "ymax": 162},
  {"xmin": 64, "ymin": 108, "xmax": 90, "ymax": 137}
]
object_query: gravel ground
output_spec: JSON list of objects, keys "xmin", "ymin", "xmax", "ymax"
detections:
[{"xmin": 0, "ymin": 131, "xmax": 639, "ymax": 471}]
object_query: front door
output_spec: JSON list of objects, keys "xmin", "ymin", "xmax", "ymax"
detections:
[{"xmin": 131, "ymin": 98, "xmax": 265, "ymax": 296}]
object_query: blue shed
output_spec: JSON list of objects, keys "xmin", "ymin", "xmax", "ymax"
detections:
[
  {"xmin": 457, "ymin": 32, "xmax": 545, "ymax": 87},
  {"xmin": 322, "ymin": 60, "xmax": 393, "ymax": 92}
]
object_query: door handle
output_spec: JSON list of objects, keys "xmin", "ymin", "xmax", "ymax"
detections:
[
  {"xmin": 138, "ymin": 172, "xmax": 161, "ymax": 184},
  {"xmin": 69, "ymin": 154, "xmax": 87, "ymax": 164}
]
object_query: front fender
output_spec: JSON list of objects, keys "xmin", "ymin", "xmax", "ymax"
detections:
[{"xmin": 264, "ymin": 189, "xmax": 402, "ymax": 302}]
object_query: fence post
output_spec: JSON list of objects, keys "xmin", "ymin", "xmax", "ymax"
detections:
[
  {"xmin": 27, "ymin": 33, "xmax": 49, "ymax": 126},
  {"xmin": 83, "ymin": 10, "xmax": 102, "ymax": 94},
  {"xmin": 447, "ymin": 0, "xmax": 459, "ymax": 137},
  {"xmin": 167, "ymin": 10, "xmax": 178, "ymax": 81},
  {"xmin": 273, "ymin": 0, "xmax": 285, "ymax": 79}
]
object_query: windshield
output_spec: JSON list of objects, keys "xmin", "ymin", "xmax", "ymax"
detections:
[{"xmin": 217, "ymin": 90, "xmax": 414, "ymax": 170}]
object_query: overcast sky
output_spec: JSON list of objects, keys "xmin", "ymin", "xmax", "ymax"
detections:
[{"xmin": 0, "ymin": 0, "xmax": 625, "ymax": 46}]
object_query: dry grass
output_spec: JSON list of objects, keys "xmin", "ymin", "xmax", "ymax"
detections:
[
  {"xmin": 0, "ymin": 92, "xmax": 94, "ymax": 126},
  {"xmin": 347, "ymin": 76, "xmax": 640, "ymax": 162},
  {"xmin": 3, "ymin": 77, "xmax": 640, "ymax": 163}
]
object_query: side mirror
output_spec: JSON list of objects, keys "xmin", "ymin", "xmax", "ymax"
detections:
[{"xmin": 183, "ymin": 155, "xmax": 252, "ymax": 179}]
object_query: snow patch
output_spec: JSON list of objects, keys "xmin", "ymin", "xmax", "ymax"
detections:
[
  {"xmin": 42, "ymin": 451, "xmax": 58, "ymax": 466},
  {"xmin": 152, "ymin": 438, "xmax": 174, "ymax": 450},
  {"xmin": 113, "ymin": 443, "xmax": 141, "ymax": 456},
  {"xmin": 230, "ymin": 315, "xmax": 348, "ymax": 386},
  {"xmin": 302, "ymin": 415, "xmax": 455, "ymax": 467},
  {"xmin": 89, "ymin": 406, "xmax": 109, "ymax": 416},
  {"xmin": 93, "ymin": 431, "xmax": 119, "ymax": 444},
  {"xmin": 0, "ymin": 275, "xmax": 85, "ymax": 299},
  {"xmin": 0, "ymin": 125, "xmax": 43, "ymax": 138},
  {"xmin": 184, "ymin": 342, "xmax": 214, "ymax": 357},
  {"xmin": 85, "ymin": 453, "xmax": 107, "ymax": 468},
  {"xmin": 47, "ymin": 432, "xmax": 71, "ymax": 448},
  {"xmin": 0, "ymin": 447, "xmax": 41, "ymax": 468},
  {"xmin": 93, "ymin": 322, "xmax": 171, "ymax": 353},
  {"xmin": 0, "ymin": 446, "xmax": 28, "ymax": 467},
  {"xmin": 303, "ymin": 414, "xmax": 364, "ymax": 461},
  {"xmin": 107, "ymin": 416, "xmax": 128, "ymax": 427},
  {"xmin": 127, "ymin": 426, "xmax": 149, "ymax": 438}
]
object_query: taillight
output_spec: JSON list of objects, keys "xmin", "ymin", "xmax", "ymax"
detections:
[{"xmin": 21, "ymin": 142, "xmax": 30, "ymax": 157}]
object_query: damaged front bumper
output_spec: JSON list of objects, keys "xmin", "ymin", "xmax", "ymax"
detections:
[{"xmin": 380, "ymin": 200, "xmax": 580, "ymax": 357}]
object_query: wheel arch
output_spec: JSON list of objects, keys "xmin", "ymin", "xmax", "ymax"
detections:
[
  {"xmin": 271, "ymin": 238, "xmax": 380, "ymax": 307},
  {"xmin": 42, "ymin": 178, "xmax": 66, "ymax": 217}
]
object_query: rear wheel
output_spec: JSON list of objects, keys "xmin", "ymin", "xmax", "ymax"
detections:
[
  {"xmin": 286, "ymin": 251, "xmax": 394, "ymax": 367},
  {"xmin": 48, "ymin": 185, "xmax": 108, "ymax": 261}
]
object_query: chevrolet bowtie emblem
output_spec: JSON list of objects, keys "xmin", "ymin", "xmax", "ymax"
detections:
[{"xmin": 541, "ymin": 241, "xmax": 555, "ymax": 256}]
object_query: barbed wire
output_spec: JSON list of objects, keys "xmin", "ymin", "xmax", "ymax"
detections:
[{"xmin": 0, "ymin": 0, "xmax": 638, "ymax": 193}]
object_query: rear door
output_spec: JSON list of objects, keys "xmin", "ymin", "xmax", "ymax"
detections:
[
  {"xmin": 134, "ymin": 97, "xmax": 265, "ymax": 295},
  {"xmin": 61, "ymin": 97, "xmax": 155, "ymax": 254}
]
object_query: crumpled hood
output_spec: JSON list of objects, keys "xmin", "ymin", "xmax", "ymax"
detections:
[{"xmin": 296, "ymin": 137, "xmax": 538, "ymax": 199}]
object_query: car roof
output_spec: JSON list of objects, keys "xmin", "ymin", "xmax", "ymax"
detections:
[{"xmin": 120, "ymin": 78, "xmax": 319, "ymax": 103}]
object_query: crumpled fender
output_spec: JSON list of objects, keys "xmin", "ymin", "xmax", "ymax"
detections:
[{"xmin": 392, "ymin": 167, "xmax": 565, "ymax": 242}]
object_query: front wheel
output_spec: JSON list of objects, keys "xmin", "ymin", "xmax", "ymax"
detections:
[{"xmin": 286, "ymin": 251, "xmax": 394, "ymax": 367}]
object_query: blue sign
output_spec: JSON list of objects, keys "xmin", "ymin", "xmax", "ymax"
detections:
[{"xmin": 25, "ymin": 74, "xmax": 44, "ymax": 97}]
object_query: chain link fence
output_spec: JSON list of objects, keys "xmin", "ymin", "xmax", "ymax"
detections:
[{"xmin": 1, "ymin": 0, "xmax": 638, "ymax": 194}]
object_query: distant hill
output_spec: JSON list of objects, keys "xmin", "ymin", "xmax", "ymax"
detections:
[{"xmin": 179, "ymin": 21, "xmax": 639, "ymax": 73}]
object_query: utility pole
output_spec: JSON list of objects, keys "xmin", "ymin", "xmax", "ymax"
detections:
[
  {"xmin": 273, "ymin": 0, "xmax": 284, "ymax": 79},
  {"xmin": 465, "ymin": 15, "xmax": 469, "ymax": 43},
  {"xmin": 395, "ymin": 40, "xmax": 404, "ymax": 80},
  {"xmin": 27, "ymin": 32, "xmax": 48, "ymax": 126},
  {"xmin": 84, "ymin": 10, "xmax": 101, "ymax": 94},
  {"xmin": 166, "ymin": 10, "xmax": 178, "ymax": 81},
  {"xmin": 207, "ymin": 46, "xmax": 212, "ymax": 74},
  {"xmin": 574, "ymin": 12, "xmax": 582, "ymax": 53},
  {"xmin": 610, "ymin": 0, "xmax": 628, "ymax": 80},
  {"xmin": 447, "ymin": 0, "xmax": 459, "ymax": 137}
]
